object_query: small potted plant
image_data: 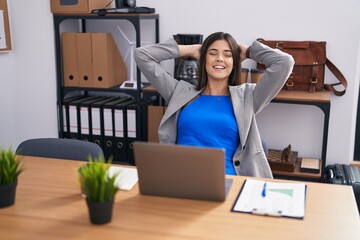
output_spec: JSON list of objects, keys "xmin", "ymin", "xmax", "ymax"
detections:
[
  {"xmin": 78, "ymin": 156, "xmax": 118, "ymax": 225},
  {"xmin": 0, "ymin": 147, "xmax": 23, "ymax": 208}
]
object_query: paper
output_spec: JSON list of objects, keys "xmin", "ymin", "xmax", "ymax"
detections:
[
  {"xmin": 0, "ymin": 10, "xmax": 6, "ymax": 49},
  {"xmin": 108, "ymin": 166, "xmax": 138, "ymax": 191},
  {"xmin": 232, "ymin": 179, "xmax": 306, "ymax": 219}
]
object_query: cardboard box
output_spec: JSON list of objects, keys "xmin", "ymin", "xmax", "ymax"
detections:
[
  {"xmin": 147, "ymin": 105, "xmax": 165, "ymax": 142},
  {"xmin": 76, "ymin": 33, "xmax": 94, "ymax": 88},
  {"xmin": 61, "ymin": 32, "xmax": 127, "ymax": 88},
  {"xmin": 92, "ymin": 33, "xmax": 127, "ymax": 88},
  {"xmin": 50, "ymin": 0, "xmax": 110, "ymax": 13},
  {"xmin": 62, "ymin": 32, "xmax": 79, "ymax": 87}
]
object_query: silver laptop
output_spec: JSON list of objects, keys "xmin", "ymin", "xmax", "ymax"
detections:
[{"xmin": 133, "ymin": 141, "xmax": 233, "ymax": 202}]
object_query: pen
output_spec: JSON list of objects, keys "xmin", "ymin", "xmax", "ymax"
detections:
[{"xmin": 262, "ymin": 182, "xmax": 267, "ymax": 197}]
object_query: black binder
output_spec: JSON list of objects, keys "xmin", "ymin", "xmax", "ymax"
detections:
[
  {"xmin": 60, "ymin": 95, "xmax": 84, "ymax": 138},
  {"xmin": 102, "ymin": 97, "xmax": 131, "ymax": 161},
  {"xmin": 90, "ymin": 97, "xmax": 118, "ymax": 149},
  {"xmin": 78, "ymin": 96, "xmax": 108, "ymax": 142},
  {"xmin": 113, "ymin": 99, "xmax": 137, "ymax": 164},
  {"xmin": 68, "ymin": 96, "xmax": 97, "ymax": 139},
  {"xmin": 125, "ymin": 100, "xmax": 139, "ymax": 165}
]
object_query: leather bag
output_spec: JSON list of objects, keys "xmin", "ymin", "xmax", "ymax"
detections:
[{"xmin": 257, "ymin": 38, "xmax": 348, "ymax": 96}]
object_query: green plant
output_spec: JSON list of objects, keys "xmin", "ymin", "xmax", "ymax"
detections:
[
  {"xmin": 78, "ymin": 156, "xmax": 118, "ymax": 203},
  {"xmin": 0, "ymin": 147, "xmax": 23, "ymax": 185}
]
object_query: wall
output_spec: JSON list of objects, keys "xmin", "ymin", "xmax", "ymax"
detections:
[
  {"xmin": 0, "ymin": 0, "xmax": 58, "ymax": 149},
  {"xmin": 0, "ymin": 0, "xmax": 359, "ymax": 166}
]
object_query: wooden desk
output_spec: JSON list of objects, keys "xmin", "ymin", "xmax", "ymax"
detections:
[{"xmin": 1, "ymin": 156, "xmax": 359, "ymax": 240}]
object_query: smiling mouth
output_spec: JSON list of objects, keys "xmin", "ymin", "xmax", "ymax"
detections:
[{"xmin": 213, "ymin": 65, "xmax": 225, "ymax": 69}]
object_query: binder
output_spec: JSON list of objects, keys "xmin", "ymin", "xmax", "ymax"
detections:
[
  {"xmin": 78, "ymin": 96, "xmax": 107, "ymax": 142},
  {"xmin": 61, "ymin": 95, "xmax": 85, "ymax": 138},
  {"xmin": 68, "ymin": 96, "xmax": 96, "ymax": 139},
  {"xmin": 113, "ymin": 99, "xmax": 137, "ymax": 164},
  {"xmin": 76, "ymin": 33, "xmax": 94, "ymax": 88},
  {"xmin": 102, "ymin": 97, "xmax": 131, "ymax": 161},
  {"xmin": 90, "ymin": 97, "xmax": 118, "ymax": 148},
  {"xmin": 125, "ymin": 101, "xmax": 139, "ymax": 165},
  {"xmin": 92, "ymin": 33, "xmax": 128, "ymax": 88},
  {"xmin": 61, "ymin": 32, "xmax": 79, "ymax": 87}
]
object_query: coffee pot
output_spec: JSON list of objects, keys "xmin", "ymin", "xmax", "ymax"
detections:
[{"xmin": 173, "ymin": 34, "xmax": 203, "ymax": 86}]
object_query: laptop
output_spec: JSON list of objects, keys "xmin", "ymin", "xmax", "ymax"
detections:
[{"xmin": 133, "ymin": 142, "xmax": 233, "ymax": 202}]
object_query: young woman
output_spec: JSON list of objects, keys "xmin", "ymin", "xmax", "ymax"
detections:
[{"xmin": 134, "ymin": 32, "xmax": 294, "ymax": 178}]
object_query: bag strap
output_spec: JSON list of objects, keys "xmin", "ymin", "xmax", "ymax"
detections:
[{"xmin": 324, "ymin": 58, "xmax": 348, "ymax": 96}]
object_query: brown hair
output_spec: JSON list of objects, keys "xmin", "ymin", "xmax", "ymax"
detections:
[{"xmin": 196, "ymin": 32, "xmax": 241, "ymax": 91}]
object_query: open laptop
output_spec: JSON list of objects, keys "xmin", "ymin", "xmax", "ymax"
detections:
[{"xmin": 133, "ymin": 142, "xmax": 233, "ymax": 202}]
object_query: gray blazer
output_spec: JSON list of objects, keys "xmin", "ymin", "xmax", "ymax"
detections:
[{"xmin": 135, "ymin": 39, "xmax": 294, "ymax": 178}]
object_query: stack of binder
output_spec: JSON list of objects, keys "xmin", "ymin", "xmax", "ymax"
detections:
[
  {"xmin": 62, "ymin": 32, "xmax": 128, "ymax": 88},
  {"xmin": 60, "ymin": 95, "xmax": 140, "ymax": 165}
]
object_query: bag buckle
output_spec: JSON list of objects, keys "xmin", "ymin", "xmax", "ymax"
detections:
[
  {"xmin": 310, "ymin": 78, "xmax": 318, "ymax": 84},
  {"xmin": 286, "ymin": 81, "xmax": 294, "ymax": 87},
  {"xmin": 276, "ymin": 42, "xmax": 284, "ymax": 49}
]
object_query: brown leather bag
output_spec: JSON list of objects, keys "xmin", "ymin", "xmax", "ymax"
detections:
[{"xmin": 257, "ymin": 39, "xmax": 348, "ymax": 96}]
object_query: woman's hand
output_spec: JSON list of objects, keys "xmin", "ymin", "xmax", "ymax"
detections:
[
  {"xmin": 178, "ymin": 44, "xmax": 202, "ymax": 60},
  {"xmin": 238, "ymin": 43, "xmax": 249, "ymax": 62}
]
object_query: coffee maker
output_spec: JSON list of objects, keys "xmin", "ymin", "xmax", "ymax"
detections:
[{"xmin": 173, "ymin": 34, "xmax": 203, "ymax": 86}]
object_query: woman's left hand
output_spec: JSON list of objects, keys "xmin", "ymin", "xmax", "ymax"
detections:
[{"xmin": 238, "ymin": 43, "xmax": 249, "ymax": 62}]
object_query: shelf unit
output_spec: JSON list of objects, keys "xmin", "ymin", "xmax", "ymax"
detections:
[
  {"xmin": 53, "ymin": 13, "xmax": 159, "ymax": 164},
  {"xmin": 271, "ymin": 90, "xmax": 331, "ymax": 182}
]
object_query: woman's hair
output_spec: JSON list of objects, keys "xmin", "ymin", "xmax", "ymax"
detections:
[{"xmin": 196, "ymin": 32, "xmax": 241, "ymax": 91}]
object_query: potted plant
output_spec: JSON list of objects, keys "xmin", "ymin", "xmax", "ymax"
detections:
[
  {"xmin": 0, "ymin": 147, "xmax": 23, "ymax": 208},
  {"xmin": 78, "ymin": 156, "xmax": 118, "ymax": 225}
]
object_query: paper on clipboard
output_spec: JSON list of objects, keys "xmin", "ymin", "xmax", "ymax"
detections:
[
  {"xmin": 0, "ymin": 10, "xmax": 6, "ymax": 49},
  {"xmin": 232, "ymin": 179, "xmax": 306, "ymax": 219}
]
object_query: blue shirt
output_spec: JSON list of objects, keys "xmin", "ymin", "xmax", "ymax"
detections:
[{"xmin": 177, "ymin": 95, "xmax": 240, "ymax": 175}]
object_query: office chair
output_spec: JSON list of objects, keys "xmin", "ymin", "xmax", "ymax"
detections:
[{"xmin": 16, "ymin": 138, "xmax": 104, "ymax": 161}]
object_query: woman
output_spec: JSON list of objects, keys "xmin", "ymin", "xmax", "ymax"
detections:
[{"xmin": 134, "ymin": 32, "xmax": 294, "ymax": 178}]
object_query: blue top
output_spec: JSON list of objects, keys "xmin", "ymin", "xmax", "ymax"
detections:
[{"xmin": 177, "ymin": 95, "xmax": 240, "ymax": 175}]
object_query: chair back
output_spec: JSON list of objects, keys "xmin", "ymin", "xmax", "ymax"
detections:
[{"xmin": 16, "ymin": 138, "xmax": 104, "ymax": 161}]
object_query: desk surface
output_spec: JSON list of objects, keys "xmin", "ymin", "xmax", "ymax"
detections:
[{"xmin": 1, "ymin": 156, "xmax": 359, "ymax": 240}]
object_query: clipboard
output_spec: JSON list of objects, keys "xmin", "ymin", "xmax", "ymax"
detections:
[{"xmin": 231, "ymin": 179, "xmax": 307, "ymax": 219}]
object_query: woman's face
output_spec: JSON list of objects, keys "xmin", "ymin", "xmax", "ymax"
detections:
[{"xmin": 205, "ymin": 39, "xmax": 234, "ymax": 82}]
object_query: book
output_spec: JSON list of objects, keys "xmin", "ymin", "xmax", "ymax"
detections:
[{"xmin": 232, "ymin": 179, "xmax": 307, "ymax": 219}]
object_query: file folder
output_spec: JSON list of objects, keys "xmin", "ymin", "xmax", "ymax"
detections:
[
  {"xmin": 78, "ymin": 96, "xmax": 107, "ymax": 142},
  {"xmin": 77, "ymin": 33, "xmax": 93, "ymax": 88},
  {"xmin": 92, "ymin": 33, "xmax": 128, "ymax": 88},
  {"xmin": 126, "ymin": 101, "xmax": 139, "ymax": 165},
  {"xmin": 90, "ymin": 97, "xmax": 118, "ymax": 148},
  {"xmin": 61, "ymin": 95, "xmax": 85, "ymax": 138},
  {"xmin": 68, "ymin": 96, "xmax": 96, "ymax": 139},
  {"xmin": 62, "ymin": 32, "xmax": 79, "ymax": 87},
  {"xmin": 113, "ymin": 99, "xmax": 137, "ymax": 164},
  {"xmin": 102, "ymin": 97, "xmax": 131, "ymax": 161}
]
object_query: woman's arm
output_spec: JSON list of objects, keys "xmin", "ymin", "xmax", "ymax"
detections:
[
  {"xmin": 134, "ymin": 39, "xmax": 181, "ymax": 103},
  {"xmin": 250, "ymin": 41, "xmax": 295, "ymax": 113},
  {"xmin": 178, "ymin": 44, "xmax": 201, "ymax": 60}
]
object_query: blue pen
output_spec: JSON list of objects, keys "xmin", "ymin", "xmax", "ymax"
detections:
[{"xmin": 262, "ymin": 182, "xmax": 267, "ymax": 197}]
